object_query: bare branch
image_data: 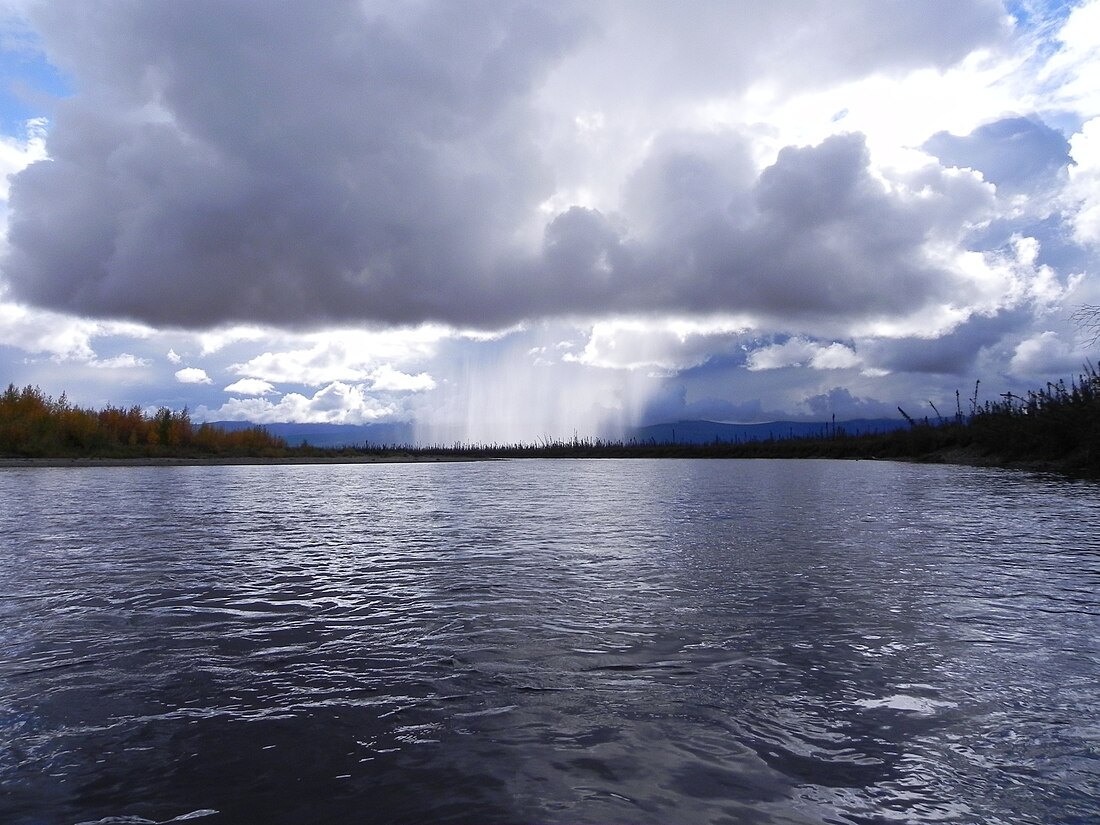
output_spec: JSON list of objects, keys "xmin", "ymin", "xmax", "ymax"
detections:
[{"xmin": 1072, "ymin": 305, "xmax": 1100, "ymax": 348}]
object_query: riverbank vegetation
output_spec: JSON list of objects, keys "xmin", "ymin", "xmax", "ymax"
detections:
[
  {"xmin": 0, "ymin": 384, "xmax": 286, "ymax": 458},
  {"xmin": 2, "ymin": 366, "xmax": 1098, "ymax": 475}
]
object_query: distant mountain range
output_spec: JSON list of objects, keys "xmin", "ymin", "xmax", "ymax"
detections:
[
  {"xmin": 209, "ymin": 417, "xmax": 910, "ymax": 448},
  {"xmin": 209, "ymin": 420, "xmax": 415, "ymax": 448},
  {"xmin": 627, "ymin": 418, "xmax": 909, "ymax": 445}
]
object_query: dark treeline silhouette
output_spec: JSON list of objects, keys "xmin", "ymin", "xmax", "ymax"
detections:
[
  {"xmin": 356, "ymin": 365, "xmax": 1100, "ymax": 475},
  {"xmin": 3, "ymin": 366, "xmax": 1098, "ymax": 475},
  {"xmin": 0, "ymin": 384, "xmax": 287, "ymax": 457}
]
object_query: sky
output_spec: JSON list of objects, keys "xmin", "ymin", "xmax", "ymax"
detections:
[{"xmin": 1, "ymin": 0, "xmax": 1099, "ymax": 443}]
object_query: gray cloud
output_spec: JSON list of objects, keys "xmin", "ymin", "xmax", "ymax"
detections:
[
  {"xmin": 3, "ymin": 0, "xmax": 1009, "ymax": 330},
  {"xmin": 577, "ymin": 132, "xmax": 993, "ymax": 321},
  {"xmin": 545, "ymin": 0, "xmax": 1007, "ymax": 106},
  {"xmin": 923, "ymin": 116, "xmax": 1073, "ymax": 194},
  {"xmin": 803, "ymin": 387, "xmax": 898, "ymax": 420},
  {"xmin": 5, "ymin": 0, "xmax": 588, "ymax": 326},
  {"xmin": 859, "ymin": 310, "xmax": 1026, "ymax": 375}
]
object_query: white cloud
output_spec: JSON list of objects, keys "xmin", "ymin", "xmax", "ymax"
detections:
[
  {"xmin": 175, "ymin": 367, "xmax": 212, "ymax": 384},
  {"xmin": 368, "ymin": 365, "xmax": 436, "ymax": 392},
  {"xmin": 1038, "ymin": 0, "xmax": 1100, "ymax": 115},
  {"xmin": 1009, "ymin": 331, "xmax": 1085, "ymax": 376},
  {"xmin": 0, "ymin": 117, "xmax": 47, "ymax": 202},
  {"xmin": 228, "ymin": 326, "xmax": 447, "ymax": 385},
  {"xmin": 809, "ymin": 343, "xmax": 864, "ymax": 370},
  {"xmin": 728, "ymin": 49, "xmax": 1028, "ymax": 175},
  {"xmin": 89, "ymin": 354, "xmax": 149, "ymax": 370},
  {"xmin": 1067, "ymin": 117, "xmax": 1100, "ymax": 245},
  {"xmin": 166, "ymin": 348, "xmax": 182, "ymax": 364},
  {"xmin": 197, "ymin": 326, "xmax": 270, "ymax": 356},
  {"xmin": 0, "ymin": 296, "xmax": 151, "ymax": 363},
  {"xmin": 208, "ymin": 382, "xmax": 398, "ymax": 424},
  {"xmin": 567, "ymin": 317, "xmax": 751, "ymax": 372},
  {"xmin": 223, "ymin": 378, "xmax": 275, "ymax": 396},
  {"xmin": 0, "ymin": 299, "xmax": 96, "ymax": 361},
  {"xmin": 949, "ymin": 234, "xmax": 1073, "ymax": 313},
  {"xmin": 747, "ymin": 338, "xmax": 861, "ymax": 371}
]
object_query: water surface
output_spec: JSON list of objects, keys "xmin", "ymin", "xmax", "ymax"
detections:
[{"xmin": 1, "ymin": 459, "xmax": 1098, "ymax": 824}]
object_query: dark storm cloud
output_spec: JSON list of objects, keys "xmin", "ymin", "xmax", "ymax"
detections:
[
  {"xmin": 4, "ymin": 0, "xmax": 589, "ymax": 326},
  {"xmin": 586, "ymin": 132, "xmax": 992, "ymax": 321},
  {"xmin": 803, "ymin": 387, "xmax": 897, "ymax": 420},
  {"xmin": 860, "ymin": 310, "xmax": 1026, "ymax": 375},
  {"xmin": 923, "ymin": 116, "xmax": 1073, "ymax": 194},
  {"xmin": 489, "ymin": 132, "xmax": 994, "ymax": 324},
  {"xmin": 3, "ymin": 1, "xmax": 1006, "ymax": 329}
]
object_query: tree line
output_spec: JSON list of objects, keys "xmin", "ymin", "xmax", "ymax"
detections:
[
  {"xmin": 0, "ymin": 384, "xmax": 286, "ymax": 457},
  {"xmin": 362, "ymin": 365, "xmax": 1100, "ymax": 475},
  {"xmin": 2, "ymin": 365, "xmax": 1098, "ymax": 474}
]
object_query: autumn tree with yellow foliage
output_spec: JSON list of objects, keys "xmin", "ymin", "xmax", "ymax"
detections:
[{"xmin": 0, "ymin": 384, "xmax": 286, "ymax": 458}]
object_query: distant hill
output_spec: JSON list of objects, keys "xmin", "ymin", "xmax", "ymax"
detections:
[
  {"xmin": 209, "ymin": 420, "xmax": 414, "ymax": 448},
  {"xmin": 629, "ymin": 418, "xmax": 909, "ymax": 445},
  {"xmin": 206, "ymin": 417, "xmax": 909, "ymax": 448}
]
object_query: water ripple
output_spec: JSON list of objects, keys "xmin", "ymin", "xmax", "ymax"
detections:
[{"xmin": 1, "ymin": 459, "xmax": 1098, "ymax": 824}]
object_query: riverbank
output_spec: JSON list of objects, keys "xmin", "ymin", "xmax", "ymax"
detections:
[
  {"xmin": 5, "ymin": 369, "xmax": 1097, "ymax": 477},
  {"xmin": 901, "ymin": 444, "xmax": 1099, "ymax": 478},
  {"xmin": 2, "ymin": 449, "xmax": 1094, "ymax": 478},
  {"xmin": 0, "ymin": 454, "xmax": 487, "ymax": 468}
]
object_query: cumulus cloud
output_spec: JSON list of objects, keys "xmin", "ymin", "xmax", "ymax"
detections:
[
  {"xmin": 747, "ymin": 338, "xmax": 861, "ymax": 371},
  {"xmin": 517, "ymin": 132, "xmax": 1002, "ymax": 330},
  {"xmin": 1067, "ymin": 117, "xmax": 1100, "ymax": 245},
  {"xmin": 174, "ymin": 367, "xmax": 212, "ymax": 384},
  {"xmin": 0, "ymin": 118, "xmax": 48, "ymax": 201},
  {"xmin": 0, "ymin": 299, "xmax": 96, "ymax": 361},
  {"xmin": 226, "ymin": 327, "xmax": 444, "ymax": 385},
  {"xmin": 368, "ymin": 365, "xmax": 435, "ymax": 393},
  {"xmin": 3, "ymin": 0, "xmax": 1096, "ymax": 437},
  {"xmin": 566, "ymin": 317, "xmax": 749, "ymax": 372},
  {"xmin": 2, "ymin": 0, "xmax": 587, "ymax": 327},
  {"xmin": 211, "ymin": 382, "xmax": 398, "ymax": 424},
  {"xmin": 1009, "ymin": 330, "xmax": 1085, "ymax": 376},
  {"xmin": 860, "ymin": 327, "xmax": 998, "ymax": 376},
  {"xmin": 924, "ymin": 116, "xmax": 1073, "ymax": 194},
  {"xmin": 1, "ymin": 1, "xmax": 1013, "ymax": 332},
  {"xmin": 223, "ymin": 378, "xmax": 275, "ymax": 396},
  {"xmin": 0, "ymin": 297, "xmax": 150, "ymax": 363}
]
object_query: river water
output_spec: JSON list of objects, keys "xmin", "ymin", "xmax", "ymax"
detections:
[{"xmin": 1, "ymin": 459, "xmax": 1097, "ymax": 824}]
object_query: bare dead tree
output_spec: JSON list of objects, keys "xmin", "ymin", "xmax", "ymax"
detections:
[{"xmin": 1072, "ymin": 305, "xmax": 1100, "ymax": 348}]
